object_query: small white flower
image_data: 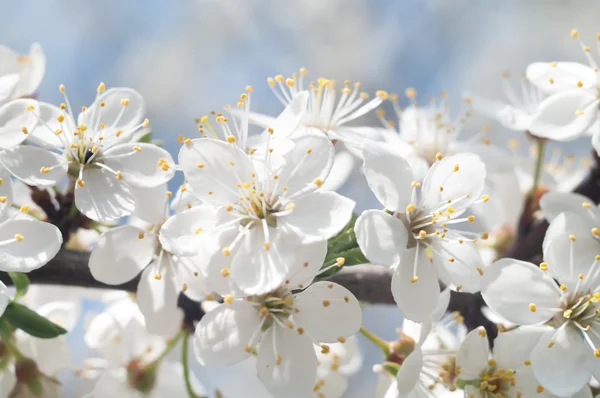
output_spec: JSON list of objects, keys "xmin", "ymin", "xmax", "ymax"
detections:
[
  {"xmin": 89, "ymin": 184, "xmax": 210, "ymax": 336},
  {"xmin": 0, "ymin": 85, "xmax": 175, "ymax": 221},
  {"xmin": 160, "ymin": 131, "xmax": 355, "ymax": 295},
  {"xmin": 456, "ymin": 326, "xmax": 592, "ymax": 398},
  {"xmin": 469, "ymin": 72, "xmax": 548, "ymax": 134},
  {"xmin": 0, "ymin": 43, "xmax": 45, "ymax": 105},
  {"xmin": 355, "ymin": 141, "xmax": 487, "ymax": 321},
  {"xmin": 525, "ymin": 30, "xmax": 600, "ymax": 142},
  {"xmin": 481, "ymin": 209, "xmax": 600, "ymax": 395},
  {"xmin": 193, "ymin": 241, "xmax": 362, "ymax": 398}
]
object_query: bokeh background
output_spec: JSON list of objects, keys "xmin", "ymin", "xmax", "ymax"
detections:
[{"xmin": 2, "ymin": 0, "xmax": 599, "ymax": 396}]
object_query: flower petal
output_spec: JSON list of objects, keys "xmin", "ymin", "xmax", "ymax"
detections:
[
  {"xmin": 355, "ymin": 210, "xmax": 409, "ymax": 268},
  {"xmin": 158, "ymin": 205, "xmax": 221, "ymax": 256},
  {"xmin": 430, "ymin": 238, "xmax": 483, "ymax": 293},
  {"xmin": 179, "ymin": 138, "xmax": 256, "ymax": 205},
  {"xmin": 421, "ymin": 153, "xmax": 486, "ymax": 211},
  {"xmin": 0, "ymin": 74, "xmax": 19, "ymax": 103},
  {"xmin": 102, "ymin": 142, "xmax": 175, "ymax": 188},
  {"xmin": 28, "ymin": 102, "xmax": 69, "ymax": 149},
  {"xmin": 0, "ymin": 281, "xmax": 10, "ymax": 317},
  {"xmin": 89, "ymin": 225, "xmax": 154, "ymax": 284},
  {"xmin": 469, "ymin": 94, "xmax": 532, "ymax": 131},
  {"xmin": 279, "ymin": 191, "xmax": 355, "ymax": 243},
  {"xmin": 0, "ymin": 168, "xmax": 13, "ymax": 219},
  {"xmin": 493, "ymin": 325, "xmax": 553, "ymax": 369},
  {"xmin": 0, "ymin": 219, "xmax": 62, "ymax": 272},
  {"xmin": 361, "ymin": 139, "xmax": 414, "ymax": 212},
  {"xmin": 530, "ymin": 90, "xmax": 599, "ymax": 141},
  {"xmin": 395, "ymin": 345, "xmax": 423, "ymax": 396},
  {"xmin": 75, "ymin": 168, "xmax": 135, "ymax": 221},
  {"xmin": 137, "ymin": 265, "xmax": 184, "ymax": 336},
  {"xmin": 0, "ymin": 99, "xmax": 38, "ymax": 149},
  {"xmin": 293, "ymin": 281, "xmax": 361, "ymax": 343},
  {"xmin": 78, "ymin": 87, "xmax": 145, "ymax": 134},
  {"xmin": 0, "ymin": 145, "xmax": 67, "ymax": 187},
  {"xmin": 392, "ymin": 247, "xmax": 440, "ymax": 322},
  {"xmin": 481, "ymin": 258, "xmax": 561, "ymax": 325},
  {"xmin": 286, "ymin": 240, "xmax": 328, "ymax": 290},
  {"xmin": 320, "ymin": 149, "xmax": 355, "ymax": 192},
  {"xmin": 543, "ymin": 211, "xmax": 600, "ymax": 287},
  {"xmin": 539, "ymin": 191, "xmax": 599, "ymax": 223},
  {"xmin": 456, "ymin": 326, "xmax": 490, "ymax": 380},
  {"xmin": 193, "ymin": 301, "xmax": 259, "ymax": 366},
  {"xmin": 92, "ymin": 369, "xmax": 133, "ymax": 398},
  {"xmin": 526, "ymin": 62, "xmax": 597, "ymax": 94},
  {"xmin": 130, "ymin": 184, "xmax": 169, "ymax": 224},
  {"xmin": 531, "ymin": 326, "xmax": 594, "ymax": 397},
  {"xmin": 273, "ymin": 132, "xmax": 335, "ymax": 197},
  {"xmin": 16, "ymin": 43, "xmax": 45, "ymax": 96},
  {"xmin": 257, "ymin": 326, "xmax": 317, "ymax": 398},
  {"xmin": 17, "ymin": 334, "xmax": 69, "ymax": 375}
]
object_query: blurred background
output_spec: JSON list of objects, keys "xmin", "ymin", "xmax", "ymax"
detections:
[{"xmin": 2, "ymin": 0, "xmax": 599, "ymax": 396}]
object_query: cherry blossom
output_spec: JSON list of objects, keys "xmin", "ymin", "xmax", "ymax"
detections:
[{"xmin": 0, "ymin": 43, "xmax": 45, "ymax": 105}]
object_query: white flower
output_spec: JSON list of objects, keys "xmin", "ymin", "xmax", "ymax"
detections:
[
  {"xmin": 193, "ymin": 241, "xmax": 362, "ymax": 398},
  {"xmin": 159, "ymin": 132, "xmax": 355, "ymax": 295},
  {"xmin": 355, "ymin": 141, "xmax": 487, "ymax": 321},
  {"xmin": 89, "ymin": 184, "xmax": 211, "ymax": 336},
  {"xmin": 0, "ymin": 43, "xmax": 45, "ymax": 105},
  {"xmin": 480, "ymin": 209, "xmax": 600, "ymax": 395},
  {"xmin": 525, "ymin": 30, "xmax": 600, "ymax": 142},
  {"xmin": 0, "ymin": 169, "xmax": 62, "ymax": 273},
  {"xmin": 0, "ymin": 85, "xmax": 175, "ymax": 221},
  {"xmin": 244, "ymin": 69, "xmax": 387, "ymax": 190},
  {"xmin": 469, "ymin": 72, "xmax": 548, "ymax": 133},
  {"xmin": 455, "ymin": 326, "xmax": 592, "ymax": 398}
]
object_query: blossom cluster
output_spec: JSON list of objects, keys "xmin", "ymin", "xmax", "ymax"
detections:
[{"xmin": 0, "ymin": 30, "xmax": 598, "ymax": 398}]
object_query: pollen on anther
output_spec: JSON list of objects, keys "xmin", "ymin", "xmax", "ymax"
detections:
[
  {"xmin": 467, "ymin": 216, "xmax": 475, "ymax": 223},
  {"xmin": 220, "ymin": 268, "xmax": 230, "ymax": 277},
  {"xmin": 222, "ymin": 248, "xmax": 231, "ymax": 256},
  {"xmin": 529, "ymin": 303, "xmax": 537, "ymax": 312},
  {"xmin": 320, "ymin": 345, "xmax": 330, "ymax": 354},
  {"xmin": 410, "ymin": 276, "xmax": 419, "ymax": 283},
  {"xmin": 406, "ymin": 204, "xmax": 415, "ymax": 213},
  {"xmin": 224, "ymin": 295, "xmax": 233, "ymax": 304},
  {"xmin": 336, "ymin": 257, "xmax": 345, "ymax": 267},
  {"xmin": 540, "ymin": 262, "xmax": 548, "ymax": 271},
  {"xmin": 569, "ymin": 234, "xmax": 577, "ymax": 241},
  {"xmin": 337, "ymin": 337, "xmax": 346, "ymax": 343},
  {"xmin": 453, "ymin": 164, "xmax": 459, "ymax": 172},
  {"xmin": 322, "ymin": 300, "xmax": 330, "ymax": 307},
  {"xmin": 313, "ymin": 178, "xmax": 323, "ymax": 187},
  {"xmin": 138, "ymin": 232, "xmax": 145, "ymax": 239},
  {"xmin": 435, "ymin": 153, "xmax": 443, "ymax": 161},
  {"xmin": 14, "ymin": 234, "xmax": 24, "ymax": 242},
  {"xmin": 263, "ymin": 242, "xmax": 270, "ymax": 251},
  {"xmin": 120, "ymin": 98, "xmax": 130, "ymax": 106}
]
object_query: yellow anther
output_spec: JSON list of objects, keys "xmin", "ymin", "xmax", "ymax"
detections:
[
  {"xmin": 579, "ymin": 273, "xmax": 584, "ymax": 280},
  {"xmin": 138, "ymin": 232, "xmax": 145, "ymax": 239},
  {"xmin": 244, "ymin": 344, "xmax": 253, "ymax": 353},
  {"xmin": 435, "ymin": 152, "xmax": 443, "ymax": 161},
  {"xmin": 19, "ymin": 205, "xmax": 29, "ymax": 213},
  {"xmin": 476, "ymin": 267, "xmax": 484, "ymax": 276},
  {"xmin": 359, "ymin": 92, "xmax": 369, "ymax": 100},
  {"xmin": 577, "ymin": 81, "xmax": 584, "ymax": 87},
  {"xmin": 225, "ymin": 135, "xmax": 237, "ymax": 144},
  {"xmin": 120, "ymin": 98, "xmax": 130, "ymax": 106},
  {"xmin": 116, "ymin": 171, "xmax": 123, "ymax": 180},
  {"xmin": 549, "ymin": 77, "xmax": 555, "ymax": 84},
  {"xmin": 481, "ymin": 232, "xmax": 489, "ymax": 240},
  {"xmin": 313, "ymin": 178, "xmax": 323, "ymax": 187},
  {"xmin": 59, "ymin": 84, "xmax": 65, "ymax": 93},
  {"xmin": 560, "ymin": 284, "xmax": 567, "ymax": 291},
  {"xmin": 285, "ymin": 78, "xmax": 295, "ymax": 87},
  {"xmin": 336, "ymin": 257, "xmax": 345, "ymax": 267},
  {"xmin": 263, "ymin": 242, "xmax": 270, "ymax": 251},
  {"xmin": 592, "ymin": 228, "xmax": 599, "ymax": 237},
  {"xmin": 267, "ymin": 77, "xmax": 275, "ymax": 87},
  {"xmin": 410, "ymin": 276, "xmax": 419, "ymax": 283},
  {"xmin": 411, "ymin": 181, "xmax": 421, "ymax": 187},
  {"xmin": 133, "ymin": 146, "xmax": 142, "ymax": 152},
  {"xmin": 569, "ymin": 234, "xmax": 576, "ymax": 241},
  {"xmin": 529, "ymin": 303, "xmax": 537, "ymax": 312},
  {"xmin": 56, "ymin": 114, "xmax": 65, "ymax": 123},
  {"xmin": 575, "ymin": 110, "xmax": 585, "ymax": 116},
  {"xmin": 97, "ymin": 82, "xmax": 106, "ymax": 92},
  {"xmin": 467, "ymin": 215, "xmax": 475, "ymax": 223},
  {"xmin": 406, "ymin": 204, "xmax": 415, "ymax": 213},
  {"xmin": 376, "ymin": 90, "xmax": 389, "ymax": 100},
  {"xmin": 322, "ymin": 300, "xmax": 330, "ymax": 307},
  {"xmin": 222, "ymin": 248, "xmax": 231, "ymax": 256},
  {"xmin": 405, "ymin": 87, "xmax": 417, "ymax": 99},
  {"xmin": 220, "ymin": 268, "xmax": 230, "ymax": 277},
  {"xmin": 478, "ymin": 329, "xmax": 487, "ymax": 337},
  {"xmin": 453, "ymin": 164, "xmax": 459, "ymax": 172},
  {"xmin": 570, "ymin": 29, "xmax": 579, "ymax": 39},
  {"xmin": 583, "ymin": 202, "xmax": 592, "ymax": 208},
  {"xmin": 537, "ymin": 385, "xmax": 545, "ymax": 393},
  {"xmin": 77, "ymin": 179, "xmax": 85, "ymax": 188},
  {"xmin": 142, "ymin": 118, "xmax": 150, "ymax": 127},
  {"xmin": 225, "ymin": 204, "xmax": 233, "ymax": 212},
  {"xmin": 81, "ymin": 106, "xmax": 87, "ymax": 112},
  {"xmin": 224, "ymin": 295, "xmax": 233, "ymax": 304},
  {"xmin": 196, "ymin": 162, "xmax": 205, "ymax": 169},
  {"xmin": 20, "ymin": 126, "xmax": 28, "ymax": 134},
  {"xmin": 14, "ymin": 234, "xmax": 24, "ymax": 242},
  {"xmin": 540, "ymin": 262, "xmax": 548, "ymax": 271},
  {"xmin": 115, "ymin": 130, "xmax": 122, "ymax": 137},
  {"xmin": 320, "ymin": 344, "xmax": 330, "ymax": 354},
  {"xmin": 337, "ymin": 336, "xmax": 346, "ymax": 343},
  {"xmin": 418, "ymin": 230, "xmax": 427, "ymax": 239},
  {"xmin": 563, "ymin": 309, "xmax": 573, "ymax": 318},
  {"xmin": 447, "ymin": 206, "xmax": 455, "ymax": 214},
  {"xmin": 245, "ymin": 85, "xmax": 253, "ymax": 93},
  {"xmin": 54, "ymin": 129, "xmax": 62, "ymax": 135}
]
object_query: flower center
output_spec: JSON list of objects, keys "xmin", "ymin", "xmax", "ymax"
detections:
[
  {"xmin": 555, "ymin": 290, "xmax": 600, "ymax": 330},
  {"xmin": 248, "ymin": 286, "xmax": 296, "ymax": 331}
]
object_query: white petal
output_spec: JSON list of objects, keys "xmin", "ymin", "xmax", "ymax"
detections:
[
  {"xmin": 16, "ymin": 43, "xmax": 45, "ymax": 96},
  {"xmin": 361, "ymin": 139, "xmax": 414, "ymax": 212},
  {"xmin": 355, "ymin": 210, "xmax": 409, "ymax": 268},
  {"xmin": 130, "ymin": 185, "xmax": 169, "ymax": 224},
  {"xmin": 320, "ymin": 149, "xmax": 356, "ymax": 192},
  {"xmin": 158, "ymin": 205, "xmax": 220, "ymax": 256},
  {"xmin": 0, "ymin": 168, "xmax": 13, "ymax": 220},
  {"xmin": 89, "ymin": 225, "xmax": 154, "ymax": 284},
  {"xmin": 526, "ymin": 62, "xmax": 597, "ymax": 94},
  {"xmin": 171, "ymin": 255, "xmax": 212, "ymax": 301},
  {"xmin": 18, "ymin": 334, "xmax": 69, "ymax": 375},
  {"xmin": 421, "ymin": 153, "xmax": 486, "ymax": 211},
  {"xmin": 79, "ymin": 87, "xmax": 145, "ymax": 133},
  {"xmin": 193, "ymin": 301, "xmax": 259, "ymax": 366},
  {"xmin": 0, "ymin": 74, "xmax": 19, "ymax": 103},
  {"xmin": 481, "ymin": 258, "xmax": 561, "ymax": 325},
  {"xmin": 0, "ymin": 219, "xmax": 62, "ymax": 272},
  {"xmin": 293, "ymin": 281, "xmax": 361, "ymax": 343},
  {"xmin": 392, "ymin": 247, "xmax": 440, "ymax": 322},
  {"xmin": 543, "ymin": 212, "xmax": 600, "ymax": 287},
  {"xmin": 313, "ymin": 371, "xmax": 347, "ymax": 398},
  {"xmin": 274, "ymin": 132, "xmax": 335, "ymax": 197},
  {"xmin": 0, "ymin": 368, "xmax": 16, "ymax": 395},
  {"xmin": 279, "ymin": 191, "xmax": 355, "ymax": 243},
  {"xmin": 430, "ymin": 287, "xmax": 451, "ymax": 324},
  {"xmin": 0, "ymin": 145, "xmax": 67, "ymax": 186},
  {"xmin": 287, "ymin": 240, "xmax": 327, "ymax": 289},
  {"xmin": 395, "ymin": 346, "xmax": 423, "ymax": 397},
  {"xmin": 102, "ymin": 142, "xmax": 175, "ymax": 188},
  {"xmin": 230, "ymin": 228, "xmax": 297, "ymax": 295},
  {"xmin": 540, "ymin": 191, "xmax": 600, "ymax": 223},
  {"xmin": 153, "ymin": 361, "xmax": 206, "ymax": 397},
  {"xmin": 28, "ymin": 102, "xmax": 69, "ymax": 149},
  {"xmin": 267, "ymin": 91, "xmax": 308, "ymax": 138},
  {"xmin": 469, "ymin": 94, "xmax": 532, "ymax": 131},
  {"xmin": 170, "ymin": 183, "xmax": 202, "ymax": 214},
  {"xmin": 35, "ymin": 299, "xmax": 80, "ymax": 332},
  {"xmin": 179, "ymin": 138, "xmax": 256, "ymax": 205},
  {"xmin": 493, "ymin": 325, "xmax": 553, "ymax": 369},
  {"xmin": 456, "ymin": 326, "xmax": 490, "ymax": 380},
  {"xmin": 530, "ymin": 90, "xmax": 599, "ymax": 141},
  {"xmin": 75, "ymin": 168, "xmax": 135, "ymax": 221},
  {"xmin": 257, "ymin": 326, "xmax": 317, "ymax": 398},
  {"xmin": 531, "ymin": 326, "xmax": 594, "ymax": 397},
  {"xmin": 137, "ymin": 265, "xmax": 184, "ymax": 336},
  {"xmin": 430, "ymin": 238, "xmax": 483, "ymax": 293},
  {"xmin": 0, "ymin": 281, "xmax": 10, "ymax": 317},
  {"xmin": 92, "ymin": 369, "xmax": 133, "ymax": 398},
  {"xmin": 0, "ymin": 99, "xmax": 38, "ymax": 149}
]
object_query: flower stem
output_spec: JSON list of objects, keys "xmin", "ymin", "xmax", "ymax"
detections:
[
  {"xmin": 2, "ymin": 337, "xmax": 25, "ymax": 361},
  {"xmin": 152, "ymin": 330, "xmax": 184, "ymax": 365},
  {"xmin": 530, "ymin": 139, "xmax": 545, "ymax": 195},
  {"xmin": 182, "ymin": 330, "xmax": 204, "ymax": 398},
  {"xmin": 359, "ymin": 326, "xmax": 390, "ymax": 356}
]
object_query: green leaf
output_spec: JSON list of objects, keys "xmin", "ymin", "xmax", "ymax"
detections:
[
  {"xmin": 8, "ymin": 272, "xmax": 29, "ymax": 300},
  {"xmin": 318, "ymin": 247, "xmax": 368, "ymax": 279},
  {"xmin": 136, "ymin": 130, "xmax": 152, "ymax": 143},
  {"xmin": 0, "ymin": 318, "xmax": 14, "ymax": 338},
  {"xmin": 1, "ymin": 303, "xmax": 67, "ymax": 339}
]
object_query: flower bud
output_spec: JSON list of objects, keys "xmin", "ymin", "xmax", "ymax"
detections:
[
  {"xmin": 11, "ymin": 359, "xmax": 60, "ymax": 398},
  {"xmin": 126, "ymin": 359, "xmax": 158, "ymax": 394},
  {"xmin": 385, "ymin": 331, "xmax": 416, "ymax": 366}
]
